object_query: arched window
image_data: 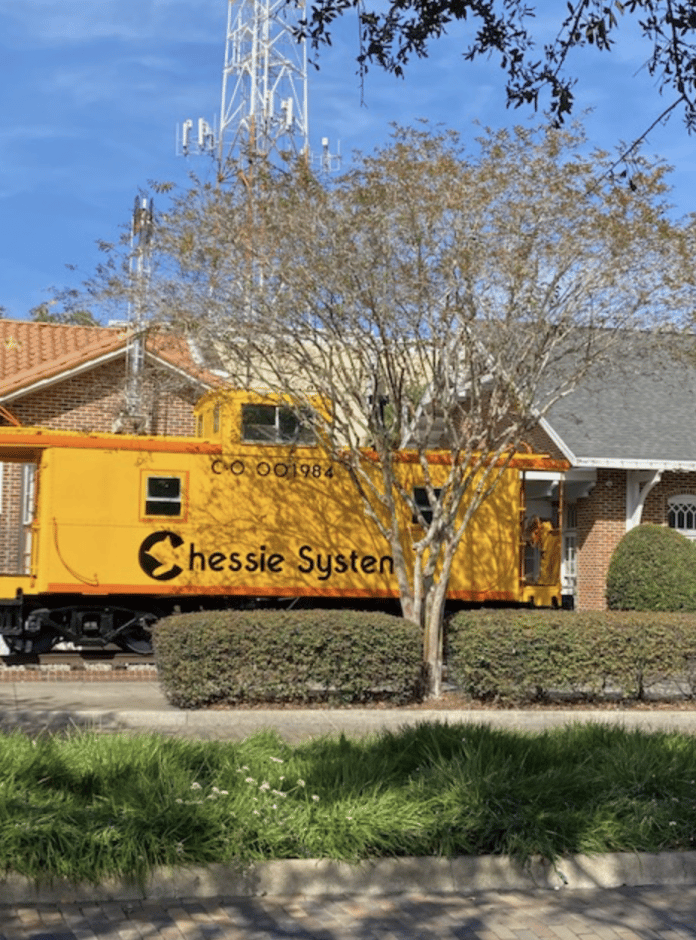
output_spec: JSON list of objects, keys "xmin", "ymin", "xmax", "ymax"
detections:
[{"xmin": 668, "ymin": 495, "xmax": 696, "ymax": 541}]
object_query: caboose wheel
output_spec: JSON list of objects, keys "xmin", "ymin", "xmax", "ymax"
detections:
[
  {"xmin": 4, "ymin": 631, "xmax": 57, "ymax": 654},
  {"xmin": 116, "ymin": 625, "xmax": 153, "ymax": 655}
]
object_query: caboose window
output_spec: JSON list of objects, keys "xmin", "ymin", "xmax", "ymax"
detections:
[
  {"xmin": 412, "ymin": 486, "xmax": 442, "ymax": 526},
  {"xmin": 145, "ymin": 476, "xmax": 182, "ymax": 516},
  {"xmin": 242, "ymin": 404, "xmax": 313, "ymax": 444}
]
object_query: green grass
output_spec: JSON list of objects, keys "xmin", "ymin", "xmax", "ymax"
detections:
[{"xmin": 1, "ymin": 722, "xmax": 696, "ymax": 883}]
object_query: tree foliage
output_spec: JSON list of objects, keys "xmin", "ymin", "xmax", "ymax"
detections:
[
  {"xmin": 29, "ymin": 300, "xmax": 100, "ymax": 327},
  {"xmin": 297, "ymin": 1, "xmax": 696, "ymax": 132},
  {"xmin": 607, "ymin": 524, "xmax": 696, "ymax": 611},
  {"xmin": 87, "ymin": 121, "xmax": 693, "ymax": 694}
]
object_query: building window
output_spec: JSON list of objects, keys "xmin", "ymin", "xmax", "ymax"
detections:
[
  {"xmin": 412, "ymin": 487, "xmax": 442, "ymax": 526},
  {"xmin": 145, "ymin": 476, "xmax": 183, "ymax": 517},
  {"xmin": 668, "ymin": 495, "xmax": 696, "ymax": 540},
  {"xmin": 241, "ymin": 404, "xmax": 314, "ymax": 444}
]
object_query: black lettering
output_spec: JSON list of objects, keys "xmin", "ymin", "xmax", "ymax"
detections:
[
  {"xmin": 380, "ymin": 555, "xmax": 394, "ymax": 575},
  {"xmin": 297, "ymin": 545, "xmax": 314, "ymax": 574},
  {"xmin": 229, "ymin": 552, "xmax": 242, "ymax": 572},
  {"xmin": 208, "ymin": 552, "xmax": 225, "ymax": 571},
  {"xmin": 258, "ymin": 545, "xmax": 266, "ymax": 572},
  {"xmin": 231, "ymin": 460, "xmax": 245, "ymax": 475},
  {"xmin": 316, "ymin": 553, "xmax": 332, "ymax": 581},
  {"xmin": 361, "ymin": 555, "xmax": 376, "ymax": 574},
  {"xmin": 267, "ymin": 553, "xmax": 284, "ymax": 573},
  {"xmin": 350, "ymin": 550, "xmax": 359, "ymax": 572},
  {"xmin": 274, "ymin": 463, "xmax": 288, "ymax": 477},
  {"xmin": 245, "ymin": 551, "xmax": 259, "ymax": 572},
  {"xmin": 189, "ymin": 544, "xmax": 206, "ymax": 571},
  {"xmin": 257, "ymin": 462, "xmax": 270, "ymax": 476},
  {"xmin": 211, "ymin": 459, "xmax": 224, "ymax": 475},
  {"xmin": 334, "ymin": 553, "xmax": 348, "ymax": 574}
]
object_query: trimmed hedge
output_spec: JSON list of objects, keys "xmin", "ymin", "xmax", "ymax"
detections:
[
  {"xmin": 447, "ymin": 609, "xmax": 696, "ymax": 703},
  {"xmin": 606, "ymin": 524, "xmax": 696, "ymax": 611},
  {"xmin": 154, "ymin": 608, "xmax": 424, "ymax": 708}
]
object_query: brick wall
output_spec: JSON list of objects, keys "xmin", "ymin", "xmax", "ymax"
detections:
[
  {"xmin": 574, "ymin": 469, "xmax": 696, "ymax": 611},
  {"xmin": 575, "ymin": 469, "xmax": 626, "ymax": 611},
  {"xmin": 0, "ymin": 463, "xmax": 25, "ymax": 574},
  {"xmin": 5, "ymin": 359, "xmax": 199, "ymax": 436},
  {"xmin": 643, "ymin": 471, "xmax": 696, "ymax": 525},
  {"xmin": 0, "ymin": 358, "xmax": 203, "ymax": 574}
]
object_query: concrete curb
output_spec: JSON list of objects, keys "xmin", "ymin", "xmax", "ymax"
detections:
[{"xmin": 2, "ymin": 852, "xmax": 696, "ymax": 904}]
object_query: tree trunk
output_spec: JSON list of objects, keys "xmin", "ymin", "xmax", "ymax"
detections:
[{"xmin": 421, "ymin": 578, "xmax": 449, "ymax": 698}]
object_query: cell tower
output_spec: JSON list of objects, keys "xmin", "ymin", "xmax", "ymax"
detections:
[{"xmin": 179, "ymin": 0, "xmax": 320, "ymax": 174}]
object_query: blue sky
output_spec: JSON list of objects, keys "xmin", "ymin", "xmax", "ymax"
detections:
[{"xmin": 1, "ymin": 1, "xmax": 694, "ymax": 321}]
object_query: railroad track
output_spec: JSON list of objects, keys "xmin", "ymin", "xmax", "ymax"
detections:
[{"xmin": 0, "ymin": 648, "xmax": 157, "ymax": 678}]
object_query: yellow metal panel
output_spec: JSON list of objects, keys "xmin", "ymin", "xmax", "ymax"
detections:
[
  {"xmin": 0, "ymin": 401, "xmax": 567, "ymax": 606},
  {"xmin": 30, "ymin": 441, "xmax": 527, "ymax": 603}
]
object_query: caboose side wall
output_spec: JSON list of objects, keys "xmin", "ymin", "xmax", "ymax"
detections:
[{"xmin": 0, "ymin": 434, "xmax": 534, "ymax": 604}]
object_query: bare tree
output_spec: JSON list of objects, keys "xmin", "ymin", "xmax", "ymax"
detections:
[{"xmin": 89, "ymin": 122, "xmax": 694, "ymax": 695}]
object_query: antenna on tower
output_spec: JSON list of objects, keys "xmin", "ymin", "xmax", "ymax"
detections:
[
  {"xmin": 115, "ymin": 195, "xmax": 153, "ymax": 434},
  {"xmin": 177, "ymin": 0, "xmax": 339, "ymax": 177}
]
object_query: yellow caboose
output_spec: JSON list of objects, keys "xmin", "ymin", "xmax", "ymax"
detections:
[{"xmin": 0, "ymin": 390, "xmax": 567, "ymax": 652}]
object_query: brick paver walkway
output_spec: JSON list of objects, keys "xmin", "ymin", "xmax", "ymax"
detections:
[{"xmin": 1, "ymin": 885, "xmax": 696, "ymax": 940}]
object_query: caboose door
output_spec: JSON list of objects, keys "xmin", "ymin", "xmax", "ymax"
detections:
[{"xmin": 0, "ymin": 461, "xmax": 36, "ymax": 575}]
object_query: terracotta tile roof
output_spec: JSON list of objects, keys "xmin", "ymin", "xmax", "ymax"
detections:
[{"xmin": 0, "ymin": 319, "xmax": 224, "ymax": 399}]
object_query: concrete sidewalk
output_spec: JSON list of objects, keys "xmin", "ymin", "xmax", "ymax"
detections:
[{"xmin": 1, "ymin": 679, "xmax": 696, "ymax": 741}]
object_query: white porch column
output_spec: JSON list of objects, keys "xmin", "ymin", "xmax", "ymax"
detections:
[{"xmin": 626, "ymin": 469, "xmax": 663, "ymax": 531}]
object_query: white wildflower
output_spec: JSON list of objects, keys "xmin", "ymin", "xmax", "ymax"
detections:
[
  {"xmin": 190, "ymin": 782, "xmax": 202, "ymax": 790},
  {"xmin": 245, "ymin": 777, "xmax": 255, "ymax": 784},
  {"xmin": 297, "ymin": 779, "xmax": 306, "ymax": 787},
  {"xmin": 312, "ymin": 795, "xmax": 320, "ymax": 802},
  {"xmin": 269, "ymin": 757, "xmax": 284, "ymax": 763},
  {"xmin": 259, "ymin": 781, "xmax": 271, "ymax": 791}
]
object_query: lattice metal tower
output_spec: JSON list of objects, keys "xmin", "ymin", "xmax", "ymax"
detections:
[{"xmin": 180, "ymin": 0, "xmax": 311, "ymax": 173}]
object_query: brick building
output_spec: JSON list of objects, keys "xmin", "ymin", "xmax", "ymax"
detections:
[
  {"xmin": 537, "ymin": 332, "xmax": 696, "ymax": 611},
  {"xmin": 0, "ymin": 318, "xmax": 223, "ymax": 577}
]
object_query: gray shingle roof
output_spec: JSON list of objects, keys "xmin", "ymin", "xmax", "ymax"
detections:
[{"xmin": 541, "ymin": 332, "xmax": 696, "ymax": 469}]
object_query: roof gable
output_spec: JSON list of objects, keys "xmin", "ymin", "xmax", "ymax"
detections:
[{"xmin": 0, "ymin": 319, "xmax": 224, "ymax": 401}]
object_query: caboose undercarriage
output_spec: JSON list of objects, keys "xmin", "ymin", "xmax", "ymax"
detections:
[{"xmin": 0, "ymin": 592, "xmax": 157, "ymax": 654}]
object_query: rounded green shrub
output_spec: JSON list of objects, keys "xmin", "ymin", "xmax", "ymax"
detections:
[
  {"xmin": 606, "ymin": 524, "xmax": 696, "ymax": 611},
  {"xmin": 154, "ymin": 608, "xmax": 424, "ymax": 708}
]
